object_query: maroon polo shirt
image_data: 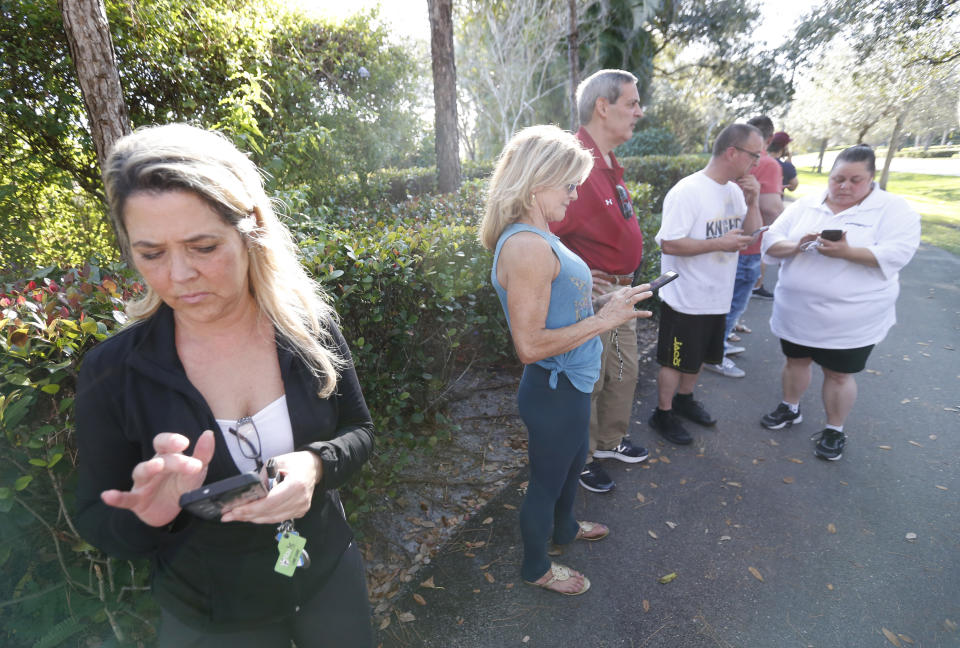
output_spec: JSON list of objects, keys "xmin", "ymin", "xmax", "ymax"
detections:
[{"xmin": 549, "ymin": 128, "xmax": 644, "ymax": 275}]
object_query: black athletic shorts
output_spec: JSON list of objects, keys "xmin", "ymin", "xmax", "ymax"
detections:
[
  {"xmin": 780, "ymin": 339, "xmax": 875, "ymax": 374},
  {"xmin": 656, "ymin": 301, "xmax": 726, "ymax": 373}
]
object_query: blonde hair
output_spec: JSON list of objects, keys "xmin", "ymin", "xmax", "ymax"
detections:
[
  {"xmin": 102, "ymin": 124, "xmax": 344, "ymax": 397},
  {"xmin": 479, "ymin": 125, "xmax": 593, "ymax": 250}
]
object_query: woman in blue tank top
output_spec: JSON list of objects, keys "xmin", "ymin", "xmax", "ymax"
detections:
[{"xmin": 479, "ymin": 125, "xmax": 653, "ymax": 595}]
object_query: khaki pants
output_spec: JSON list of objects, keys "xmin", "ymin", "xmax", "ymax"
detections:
[{"xmin": 589, "ymin": 284, "xmax": 639, "ymax": 455}]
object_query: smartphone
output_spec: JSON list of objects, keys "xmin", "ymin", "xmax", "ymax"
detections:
[
  {"xmin": 179, "ymin": 472, "xmax": 267, "ymax": 520},
  {"xmin": 820, "ymin": 229, "xmax": 843, "ymax": 241},
  {"xmin": 648, "ymin": 271, "xmax": 679, "ymax": 291},
  {"xmin": 750, "ymin": 225, "xmax": 770, "ymax": 237}
]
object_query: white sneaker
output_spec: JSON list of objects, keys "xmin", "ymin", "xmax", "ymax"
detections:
[
  {"xmin": 703, "ymin": 356, "xmax": 745, "ymax": 378},
  {"xmin": 724, "ymin": 344, "xmax": 745, "ymax": 356}
]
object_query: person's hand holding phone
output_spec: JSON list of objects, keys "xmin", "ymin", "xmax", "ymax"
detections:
[
  {"xmin": 715, "ymin": 228, "xmax": 754, "ymax": 252},
  {"xmin": 221, "ymin": 450, "xmax": 323, "ymax": 524},
  {"xmin": 816, "ymin": 230, "xmax": 848, "ymax": 258},
  {"xmin": 101, "ymin": 430, "xmax": 215, "ymax": 527},
  {"xmin": 595, "ymin": 285, "xmax": 653, "ymax": 325}
]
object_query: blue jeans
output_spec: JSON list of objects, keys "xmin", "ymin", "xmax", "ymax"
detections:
[
  {"xmin": 517, "ymin": 364, "xmax": 589, "ymax": 582},
  {"xmin": 724, "ymin": 253, "xmax": 763, "ymax": 342}
]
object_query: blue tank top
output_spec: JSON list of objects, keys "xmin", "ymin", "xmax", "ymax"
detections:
[{"xmin": 491, "ymin": 223, "xmax": 602, "ymax": 393}]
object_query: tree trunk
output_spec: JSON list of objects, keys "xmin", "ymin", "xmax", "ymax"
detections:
[
  {"xmin": 58, "ymin": 0, "xmax": 130, "ymax": 173},
  {"xmin": 816, "ymin": 137, "xmax": 828, "ymax": 174},
  {"xmin": 879, "ymin": 111, "xmax": 906, "ymax": 190},
  {"xmin": 428, "ymin": 0, "xmax": 461, "ymax": 194},
  {"xmin": 567, "ymin": 0, "xmax": 580, "ymax": 131}
]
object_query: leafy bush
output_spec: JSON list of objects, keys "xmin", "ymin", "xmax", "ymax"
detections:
[
  {"xmin": 620, "ymin": 154, "xmax": 706, "ymax": 213},
  {"xmin": 616, "ymin": 127, "xmax": 681, "ymax": 157}
]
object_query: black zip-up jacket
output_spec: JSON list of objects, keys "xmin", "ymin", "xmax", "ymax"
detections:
[{"xmin": 74, "ymin": 304, "xmax": 375, "ymax": 631}]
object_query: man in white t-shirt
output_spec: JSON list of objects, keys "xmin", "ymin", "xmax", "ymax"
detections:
[{"xmin": 648, "ymin": 123, "xmax": 762, "ymax": 445}]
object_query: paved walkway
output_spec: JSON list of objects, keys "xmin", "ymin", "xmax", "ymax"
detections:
[
  {"xmin": 377, "ymin": 244, "xmax": 960, "ymax": 648},
  {"xmin": 792, "ymin": 152, "xmax": 960, "ymax": 177}
]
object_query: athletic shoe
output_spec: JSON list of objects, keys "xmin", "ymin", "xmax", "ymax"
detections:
[
  {"xmin": 703, "ymin": 357, "xmax": 745, "ymax": 378},
  {"xmin": 760, "ymin": 403, "xmax": 803, "ymax": 429},
  {"xmin": 648, "ymin": 409, "xmax": 693, "ymax": 445},
  {"xmin": 592, "ymin": 438, "xmax": 649, "ymax": 463},
  {"xmin": 579, "ymin": 461, "xmax": 615, "ymax": 493},
  {"xmin": 724, "ymin": 344, "xmax": 745, "ymax": 356},
  {"xmin": 672, "ymin": 394, "xmax": 717, "ymax": 426},
  {"xmin": 812, "ymin": 429, "xmax": 846, "ymax": 461},
  {"xmin": 752, "ymin": 286, "xmax": 774, "ymax": 300}
]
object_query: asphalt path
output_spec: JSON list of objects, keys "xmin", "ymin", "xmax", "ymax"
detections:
[
  {"xmin": 792, "ymin": 153, "xmax": 960, "ymax": 177},
  {"xmin": 378, "ymin": 244, "xmax": 960, "ymax": 648}
]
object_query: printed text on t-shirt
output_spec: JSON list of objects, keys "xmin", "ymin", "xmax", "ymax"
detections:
[{"xmin": 704, "ymin": 217, "xmax": 743, "ymax": 239}]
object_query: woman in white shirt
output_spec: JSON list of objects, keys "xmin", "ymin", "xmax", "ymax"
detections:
[{"xmin": 759, "ymin": 145, "xmax": 920, "ymax": 461}]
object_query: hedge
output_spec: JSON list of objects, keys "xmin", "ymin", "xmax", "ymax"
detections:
[{"xmin": 0, "ymin": 164, "xmax": 669, "ymax": 645}]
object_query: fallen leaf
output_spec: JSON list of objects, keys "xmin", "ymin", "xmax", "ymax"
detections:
[
  {"xmin": 472, "ymin": 588, "xmax": 480, "ymax": 593},
  {"xmin": 769, "ymin": 439, "xmax": 780, "ymax": 447},
  {"xmin": 905, "ymin": 532, "xmax": 917, "ymax": 541},
  {"xmin": 648, "ymin": 530, "xmax": 658, "ymax": 539},
  {"xmin": 379, "ymin": 617, "xmax": 391, "ymax": 630},
  {"xmin": 908, "ymin": 440, "xmax": 923, "ymax": 447},
  {"xmin": 726, "ymin": 481, "xmax": 742, "ymax": 488},
  {"xmin": 719, "ymin": 535, "xmax": 732, "ymax": 542},
  {"xmin": 666, "ymin": 521, "xmax": 677, "ymax": 529},
  {"xmin": 865, "ymin": 368, "xmax": 881, "ymax": 374},
  {"xmin": 944, "ymin": 619, "xmax": 957, "ymax": 631},
  {"xmin": 642, "ymin": 599, "xmax": 650, "ymax": 612},
  {"xmin": 936, "ymin": 485, "xmax": 948, "ymax": 491},
  {"xmin": 505, "ymin": 583, "xmax": 513, "ymax": 589},
  {"xmin": 479, "ymin": 561, "xmax": 494, "ymax": 569},
  {"xmin": 503, "ymin": 503, "xmax": 517, "ymax": 510},
  {"xmin": 826, "ymin": 583, "xmax": 834, "ymax": 590},
  {"xmin": 783, "ymin": 477, "xmax": 795, "ymax": 484},
  {"xmin": 898, "ymin": 634, "xmax": 914, "ymax": 644},
  {"xmin": 482, "ymin": 517, "xmax": 493, "ymax": 525},
  {"xmin": 900, "ymin": 398, "xmax": 911, "ymax": 404},
  {"xmin": 658, "ymin": 572, "xmax": 677, "ymax": 584},
  {"xmin": 397, "ymin": 611, "xmax": 416, "ymax": 623},
  {"xmin": 929, "ymin": 434, "xmax": 938, "ymax": 440},
  {"xmin": 827, "ymin": 523, "xmax": 837, "ymax": 534},
  {"xmin": 420, "ymin": 577, "xmax": 442, "ymax": 589},
  {"xmin": 484, "ymin": 572, "xmax": 495, "ymax": 584},
  {"xmin": 522, "ymin": 637, "xmax": 530, "ymax": 644},
  {"xmin": 679, "ymin": 478, "xmax": 687, "ymax": 485},
  {"xmin": 881, "ymin": 627, "xmax": 902, "ymax": 647},
  {"xmin": 648, "ymin": 458, "xmax": 659, "ymax": 464},
  {"xmin": 748, "ymin": 566, "xmax": 764, "ymax": 582},
  {"xmin": 788, "ymin": 457, "xmax": 804, "ymax": 464},
  {"xmin": 878, "ymin": 445, "xmax": 892, "ymax": 450},
  {"xmin": 413, "ymin": 593, "xmax": 426, "ymax": 606},
  {"xmin": 457, "ymin": 617, "xmax": 465, "ymax": 625},
  {"xmin": 464, "ymin": 552, "xmax": 475, "ymax": 558},
  {"xmin": 636, "ymin": 493, "xmax": 646, "ymax": 503},
  {"xmin": 660, "ymin": 456, "xmax": 671, "ymax": 464},
  {"xmin": 650, "ymin": 482, "xmax": 659, "ymax": 488}
]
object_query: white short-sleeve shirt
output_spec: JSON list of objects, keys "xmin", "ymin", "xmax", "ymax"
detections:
[
  {"xmin": 761, "ymin": 186, "xmax": 920, "ymax": 348},
  {"xmin": 655, "ymin": 171, "xmax": 748, "ymax": 314}
]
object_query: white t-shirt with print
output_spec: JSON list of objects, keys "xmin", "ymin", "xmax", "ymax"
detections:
[
  {"xmin": 762, "ymin": 186, "xmax": 920, "ymax": 348},
  {"xmin": 655, "ymin": 170, "xmax": 748, "ymax": 314}
]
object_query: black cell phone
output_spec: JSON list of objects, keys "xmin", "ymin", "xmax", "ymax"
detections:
[
  {"xmin": 179, "ymin": 472, "xmax": 267, "ymax": 520},
  {"xmin": 648, "ymin": 271, "xmax": 679, "ymax": 291},
  {"xmin": 750, "ymin": 225, "xmax": 770, "ymax": 237},
  {"xmin": 820, "ymin": 229, "xmax": 843, "ymax": 241}
]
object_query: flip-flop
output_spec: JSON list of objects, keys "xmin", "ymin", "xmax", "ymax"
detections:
[
  {"xmin": 734, "ymin": 323, "xmax": 752, "ymax": 334},
  {"xmin": 548, "ymin": 521, "xmax": 609, "ymax": 555},
  {"xmin": 727, "ymin": 333, "xmax": 742, "ymax": 342},
  {"xmin": 523, "ymin": 562, "xmax": 591, "ymax": 596}
]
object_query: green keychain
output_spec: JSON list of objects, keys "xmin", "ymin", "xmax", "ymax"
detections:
[{"xmin": 275, "ymin": 530, "xmax": 307, "ymax": 577}]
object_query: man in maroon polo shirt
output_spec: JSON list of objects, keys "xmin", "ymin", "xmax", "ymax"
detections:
[{"xmin": 549, "ymin": 69, "xmax": 647, "ymax": 493}]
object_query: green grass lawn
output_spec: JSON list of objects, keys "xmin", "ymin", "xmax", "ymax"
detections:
[{"xmin": 791, "ymin": 169, "xmax": 960, "ymax": 256}]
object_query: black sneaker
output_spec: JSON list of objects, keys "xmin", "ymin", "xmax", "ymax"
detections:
[
  {"xmin": 592, "ymin": 438, "xmax": 649, "ymax": 463},
  {"xmin": 752, "ymin": 286, "xmax": 774, "ymax": 300},
  {"xmin": 579, "ymin": 461, "xmax": 615, "ymax": 493},
  {"xmin": 761, "ymin": 403, "xmax": 803, "ymax": 430},
  {"xmin": 648, "ymin": 409, "xmax": 693, "ymax": 445},
  {"xmin": 672, "ymin": 394, "xmax": 717, "ymax": 427},
  {"xmin": 813, "ymin": 429, "xmax": 846, "ymax": 461}
]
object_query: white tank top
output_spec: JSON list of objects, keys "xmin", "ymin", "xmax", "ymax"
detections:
[{"xmin": 215, "ymin": 395, "xmax": 295, "ymax": 473}]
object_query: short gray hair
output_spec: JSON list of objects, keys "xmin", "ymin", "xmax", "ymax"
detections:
[{"xmin": 576, "ymin": 69, "xmax": 638, "ymax": 126}]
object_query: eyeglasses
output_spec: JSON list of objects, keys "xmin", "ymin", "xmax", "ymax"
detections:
[
  {"xmin": 615, "ymin": 184, "xmax": 634, "ymax": 220},
  {"xmin": 564, "ymin": 183, "xmax": 577, "ymax": 193},
  {"xmin": 734, "ymin": 146, "xmax": 761, "ymax": 161},
  {"xmin": 228, "ymin": 416, "xmax": 264, "ymax": 472}
]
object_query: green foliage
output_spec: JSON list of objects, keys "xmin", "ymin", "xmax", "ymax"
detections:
[
  {"xmin": 617, "ymin": 128, "xmax": 681, "ymax": 157},
  {"xmin": 620, "ymin": 153, "xmax": 706, "ymax": 212},
  {"xmin": 0, "ymin": 264, "xmax": 157, "ymax": 646}
]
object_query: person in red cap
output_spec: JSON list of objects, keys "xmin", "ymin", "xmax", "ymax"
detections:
[{"xmin": 769, "ymin": 131, "xmax": 798, "ymax": 194}]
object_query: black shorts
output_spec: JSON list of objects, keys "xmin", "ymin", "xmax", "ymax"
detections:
[
  {"xmin": 780, "ymin": 339, "xmax": 875, "ymax": 374},
  {"xmin": 656, "ymin": 302, "xmax": 726, "ymax": 373}
]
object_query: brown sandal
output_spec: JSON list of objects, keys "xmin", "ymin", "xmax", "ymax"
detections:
[
  {"xmin": 523, "ymin": 562, "xmax": 591, "ymax": 596},
  {"xmin": 548, "ymin": 521, "xmax": 609, "ymax": 555}
]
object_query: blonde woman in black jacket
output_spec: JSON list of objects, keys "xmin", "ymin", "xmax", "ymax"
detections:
[{"xmin": 74, "ymin": 124, "xmax": 375, "ymax": 647}]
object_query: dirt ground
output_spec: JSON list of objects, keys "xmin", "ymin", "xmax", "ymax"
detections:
[{"xmin": 356, "ymin": 318, "xmax": 660, "ymax": 626}]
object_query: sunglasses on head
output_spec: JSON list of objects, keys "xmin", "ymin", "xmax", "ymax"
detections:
[{"xmin": 615, "ymin": 185, "xmax": 634, "ymax": 220}]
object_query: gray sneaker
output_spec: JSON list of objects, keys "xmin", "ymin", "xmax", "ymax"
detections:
[{"xmin": 703, "ymin": 357, "xmax": 745, "ymax": 378}]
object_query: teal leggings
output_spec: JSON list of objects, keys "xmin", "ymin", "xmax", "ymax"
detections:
[{"xmin": 517, "ymin": 364, "xmax": 590, "ymax": 582}]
